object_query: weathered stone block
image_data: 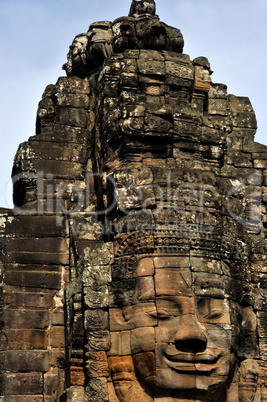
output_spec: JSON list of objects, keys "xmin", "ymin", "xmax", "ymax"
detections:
[
  {"xmin": 145, "ymin": 113, "xmax": 173, "ymax": 133},
  {"xmin": 52, "ymin": 311, "xmax": 64, "ymax": 326},
  {"xmin": 5, "ymin": 288, "xmax": 56, "ymax": 309},
  {"xmin": 208, "ymin": 99, "xmax": 229, "ymax": 116},
  {"xmin": 0, "ymin": 351, "xmax": 50, "ymax": 372},
  {"xmin": 3, "ymin": 396, "xmax": 43, "ymax": 402},
  {"xmin": 132, "ymin": 352, "xmax": 155, "ymax": 381},
  {"xmin": 83, "ymin": 285, "xmax": 109, "ymax": 308},
  {"xmin": 33, "ymin": 159, "xmax": 84, "ymax": 180},
  {"xmin": 154, "ymin": 256, "xmax": 189, "ymax": 269},
  {"xmin": 64, "ymin": 386, "xmax": 85, "ymax": 401},
  {"xmin": 56, "ymin": 76, "xmax": 90, "ymax": 94},
  {"xmin": 85, "ymin": 309, "xmax": 109, "ymax": 332},
  {"xmin": 50, "ymin": 326, "xmax": 65, "ymax": 348},
  {"xmin": 86, "ymin": 350, "xmax": 109, "ymax": 377},
  {"xmin": 114, "ymin": 167, "xmax": 153, "ymax": 186},
  {"xmin": 85, "ymin": 377, "xmax": 109, "ymax": 402},
  {"xmin": 50, "ymin": 348, "xmax": 66, "ymax": 369},
  {"xmin": 139, "ymin": 50, "xmax": 165, "ymax": 61},
  {"xmin": 109, "ymin": 331, "xmax": 131, "ymax": 356},
  {"xmin": 254, "ymin": 159, "xmax": 267, "ymax": 169},
  {"xmin": 209, "ymin": 83, "xmax": 227, "ymax": 99},
  {"xmin": 162, "ymin": 51, "xmax": 190, "ymax": 63},
  {"xmin": 57, "ymin": 107, "xmax": 88, "ymax": 127},
  {"xmin": 155, "ymin": 268, "xmax": 191, "ymax": 296},
  {"xmin": 238, "ymin": 330, "xmax": 260, "ymax": 359},
  {"xmin": 70, "ymin": 367, "xmax": 85, "ymax": 387},
  {"xmin": 87, "ymin": 331, "xmax": 111, "ymax": 351},
  {"xmin": 79, "ymin": 242, "xmax": 114, "ymax": 266},
  {"xmin": 134, "ymin": 257, "xmax": 154, "ymax": 277},
  {"xmin": 192, "ymin": 272, "xmax": 231, "ymax": 298},
  {"xmin": 55, "ymin": 92, "xmax": 90, "ymax": 108},
  {"xmin": 6, "ymin": 250, "xmax": 69, "ymax": 266},
  {"xmin": 5, "ymin": 214, "xmax": 67, "ymax": 237},
  {"xmin": 166, "ymin": 61, "xmax": 194, "ymax": 84},
  {"xmin": 232, "ymin": 111, "xmax": 257, "ymax": 129},
  {"xmin": 3, "ymin": 309, "xmax": 49, "ymax": 329},
  {"xmin": 30, "ymin": 141, "xmax": 87, "ymax": 163},
  {"xmin": 134, "ymin": 276, "xmax": 155, "ymax": 302},
  {"xmin": 44, "ymin": 369, "xmax": 65, "ymax": 397},
  {"xmin": 5, "ymin": 329, "xmax": 48, "ymax": 350},
  {"xmin": 130, "ymin": 327, "xmax": 155, "ymax": 354},
  {"xmin": 228, "ymin": 94, "xmax": 254, "ymax": 112},
  {"xmin": 120, "ymin": 73, "xmax": 138, "ymax": 87},
  {"xmin": 194, "ymin": 66, "xmax": 211, "ymax": 92},
  {"xmin": 242, "ymin": 307, "xmax": 257, "ymax": 332},
  {"xmin": 174, "ymin": 117, "xmax": 202, "ymax": 139},
  {"xmin": 108, "ymin": 356, "xmax": 136, "ymax": 381},
  {"xmin": 190, "ymin": 256, "xmax": 222, "ymax": 274},
  {"xmin": 137, "ymin": 59, "xmax": 165, "ymax": 76},
  {"xmin": 33, "ymin": 125, "xmax": 88, "ymax": 144},
  {"xmin": 0, "ymin": 373, "xmax": 43, "ymax": 395},
  {"xmin": 115, "ymin": 185, "xmax": 155, "ymax": 210},
  {"xmin": 4, "ymin": 271, "xmax": 61, "ymax": 289},
  {"xmin": 6, "ymin": 237, "xmax": 68, "ymax": 254}
]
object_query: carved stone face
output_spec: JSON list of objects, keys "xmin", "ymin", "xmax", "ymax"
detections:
[
  {"xmin": 112, "ymin": 19, "xmax": 138, "ymax": 52},
  {"xmin": 120, "ymin": 256, "xmax": 239, "ymax": 398}
]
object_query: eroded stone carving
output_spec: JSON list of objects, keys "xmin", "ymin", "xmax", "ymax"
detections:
[
  {"xmin": 108, "ymin": 241, "xmax": 250, "ymax": 401},
  {"xmin": 63, "ymin": 0, "xmax": 184, "ymax": 77}
]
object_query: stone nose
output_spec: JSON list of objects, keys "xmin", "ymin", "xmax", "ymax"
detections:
[{"xmin": 175, "ymin": 314, "xmax": 207, "ymax": 353}]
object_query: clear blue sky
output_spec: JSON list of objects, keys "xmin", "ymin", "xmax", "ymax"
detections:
[{"xmin": 0, "ymin": 0, "xmax": 266, "ymax": 208}]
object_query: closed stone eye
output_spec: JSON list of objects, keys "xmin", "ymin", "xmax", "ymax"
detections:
[
  {"xmin": 148, "ymin": 309, "xmax": 172, "ymax": 319},
  {"xmin": 147, "ymin": 310, "xmax": 158, "ymax": 318},
  {"xmin": 203, "ymin": 310, "xmax": 224, "ymax": 320}
]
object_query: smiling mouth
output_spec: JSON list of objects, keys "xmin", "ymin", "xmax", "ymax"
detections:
[{"xmin": 164, "ymin": 352, "xmax": 220, "ymax": 373}]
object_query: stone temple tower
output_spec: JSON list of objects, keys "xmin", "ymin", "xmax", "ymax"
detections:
[{"xmin": 1, "ymin": 1, "xmax": 267, "ymax": 401}]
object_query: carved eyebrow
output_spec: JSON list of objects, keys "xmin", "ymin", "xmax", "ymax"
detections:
[
  {"xmin": 147, "ymin": 308, "xmax": 175, "ymax": 319},
  {"xmin": 197, "ymin": 297, "xmax": 228, "ymax": 316}
]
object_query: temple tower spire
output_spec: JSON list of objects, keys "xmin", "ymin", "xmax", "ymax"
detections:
[{"xmin": 129, "ymin": 0, "xmax": 156, "ymax": 17}]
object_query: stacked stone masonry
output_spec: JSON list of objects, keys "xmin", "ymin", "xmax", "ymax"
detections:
[{"xmin": 1, "ymin": 1, "xmax": 267, "ymax": 401}]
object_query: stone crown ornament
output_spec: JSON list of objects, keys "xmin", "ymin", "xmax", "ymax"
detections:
[
  {"xmin": 63, "ymin": 0, "xmax": 184, "ymax": 78},
  {"xmin": 129, "ymin": 0, "xmax": 156, "ymax": 17}
]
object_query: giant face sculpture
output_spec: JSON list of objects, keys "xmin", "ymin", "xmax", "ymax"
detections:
[
  {"xmin": 59, "ymin": 2, "xmax": 261, "ymax": 400},
  {"xmin": 109, "ymin": 249, "xmax": 242, "ymax": 401}
]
